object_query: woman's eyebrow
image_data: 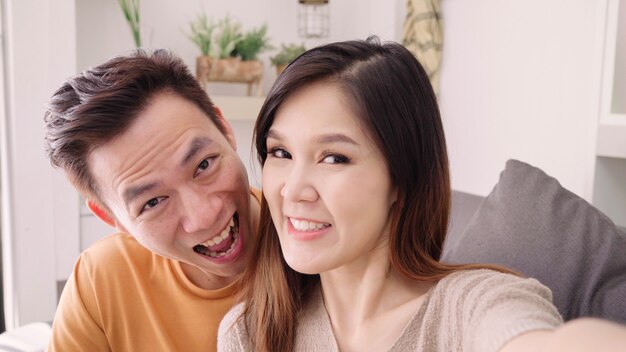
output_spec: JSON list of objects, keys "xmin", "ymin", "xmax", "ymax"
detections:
[
  {"xmin": 267, "ymin": 129, "xmax": 358, "ymax": 146},
  {"xmin": 266, "ymin": 129, "xmax": 283, "ymax": 141}
]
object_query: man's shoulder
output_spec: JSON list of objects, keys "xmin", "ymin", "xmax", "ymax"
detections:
[
  {"xmin": 79, "ymin": 232, "xmax": 156, "ymax": 271},
  {"xmin": 83, "ymin": 232, "xmax": 146, "ymax": 256}
]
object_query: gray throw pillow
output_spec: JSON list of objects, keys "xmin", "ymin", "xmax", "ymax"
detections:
[{"xmin": 442, "ymin": 159, "xmax": 626, "ymax": 323}]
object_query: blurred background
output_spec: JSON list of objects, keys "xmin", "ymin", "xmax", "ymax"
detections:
[{"xmin": 0, "ymin": 0, "xmax": 624, "ymax": 332}]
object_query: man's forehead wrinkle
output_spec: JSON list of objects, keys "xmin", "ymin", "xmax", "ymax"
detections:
[
  {"xmin": 122, "ymin": 182, "xmax": 160, "ymax": 205},
  {"xmin": 111, "ymin": 134, "xmax": 214, "ymax": 208},
  {"xmin": 181, "ymin": 136, "xmax": 215, "ymax": 167}
]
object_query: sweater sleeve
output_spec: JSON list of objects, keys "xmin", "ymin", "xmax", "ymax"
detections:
[
  {"xmin": 218, "ymin": 303, "xmax": 250, "ymax": 352},
  {"xmin": 47, "ymin": 254, "xmax": 110, "ymax": 352},
  {"xmin": 459, "ymin": 270, "xmax": 563, "ymax": 352}
]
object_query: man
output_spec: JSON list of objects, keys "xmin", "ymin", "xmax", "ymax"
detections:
[{"xmin": 44, "ymin": 49, "xmax": 260, "ymax": 351}]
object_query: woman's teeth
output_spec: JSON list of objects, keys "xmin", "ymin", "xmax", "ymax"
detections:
[{"xmin": 290, "ymin": 218, "xmax": 329, "ymax": 231}]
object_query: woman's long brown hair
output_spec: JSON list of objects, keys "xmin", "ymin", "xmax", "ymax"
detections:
[{"xmin": 238, "ymin": 37, "xmax": 514, "ymax": 351}]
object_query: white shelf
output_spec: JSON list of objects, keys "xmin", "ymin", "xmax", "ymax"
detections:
[
  {"xmin": 597, "ymin": 114, "xmax": 626, "ymax": 158},
  {"xmin": 593, "ymin": 157, "xmax": 626, "ymax": 228},
  {"xmin": 595, "ymin": 0, "xmax": 625, "ymax": 160},
  {"xmin": 592, "ymin": 0, "xmax": 626, "ymax": 228},
  {"xmin": 211, "ymin": 95, "xmax": 266, "ymax": 122}
]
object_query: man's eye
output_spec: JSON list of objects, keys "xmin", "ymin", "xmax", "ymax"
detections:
[
  {"xmin": 269, "ymin": 147, "xmax": 292, "ymax": 159},
  {"xmin": 194, "ymin": 158, "xmax": 212, "ymax": 177},
  {"xmin": 141, "ymin": 196, "xmax": 166, "ymax": 213},
  {"xmin": 321, "ymin": 154, "xmax": 350, "ymax": 164}
]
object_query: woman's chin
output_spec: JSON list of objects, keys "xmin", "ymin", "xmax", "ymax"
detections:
[{"xmin": 284, "ymin": 256, "xmax": 325, "ymax": 275}]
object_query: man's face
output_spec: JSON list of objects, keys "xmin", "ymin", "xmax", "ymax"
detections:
[{"xmin": 88, "ymin": 92, "xmax": 255, "ymax": 288}]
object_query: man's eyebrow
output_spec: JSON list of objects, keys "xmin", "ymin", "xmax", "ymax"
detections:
[
  {"xmin": 266, "ymin": 129, "xmax": 358, "ymax": 146},
  {"xmin": 122, "ymin": 183, "xmax": 159, "ymax": 206},
  {"xmin": 181, "ymin": 136, "xmax": 215, "ymax": 167},
  {"xmin": 121, "ymin": 136, "xmax": 214, "ymax": 206}
]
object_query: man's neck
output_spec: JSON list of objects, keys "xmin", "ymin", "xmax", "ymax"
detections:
[{"xmin": 180, "ymin": 262, "xmax": 240, "ymax": 290}]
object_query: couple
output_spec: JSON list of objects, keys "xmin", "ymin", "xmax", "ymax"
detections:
[{"xmin": 45, "ymin": 38, "xmax": 625, "ymax": 351}]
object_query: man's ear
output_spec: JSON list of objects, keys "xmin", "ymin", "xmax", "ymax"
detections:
[
  {"xmin": 213, "ymin": 106, "xmax": 237, "ymax": 150},
  {"xmin": 86, "ymin": 199, "xmax": 117, "ymax": 229}
]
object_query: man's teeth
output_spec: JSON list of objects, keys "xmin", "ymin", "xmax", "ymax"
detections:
[
  {"xmin": 206, "ymin": 233, "xmax": 238, "ymax": 258},
  {"xmin": 290, "ymin": 218, "xmax": 329, "ymax": 231},
  {"xmin": 200, "ymin": 218, "xmax": 236, "ymax": 247}
]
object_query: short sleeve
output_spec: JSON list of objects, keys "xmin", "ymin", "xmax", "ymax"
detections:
[
  {"xmin": 459, "ymin": 270, "xmax": 563, "ymax": 352},
  {"xmin": 47, "ymin": 254, "xmax": 110, "ymax": 351}
]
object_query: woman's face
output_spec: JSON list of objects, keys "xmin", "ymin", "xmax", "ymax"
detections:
[{"xmin": 262, "ymin": 81, "xmax": 397, "ymax": 275}]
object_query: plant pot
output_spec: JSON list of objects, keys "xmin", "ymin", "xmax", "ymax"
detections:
[{"xmin": 196, "ymin": 56, "xmax": 264, "ymax": 96}]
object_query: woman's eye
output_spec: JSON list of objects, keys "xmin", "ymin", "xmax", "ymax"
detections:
[
  {"xmin": 140, "ymin": 196, "xmax": 167, "ymax": 213},
  {"xmin": 269, "ymin": 148, "xmax": 292, "ymax": 159},
  {"xmin": 322, "ymin": 154, "xmax": 350, "ymax": 164}
]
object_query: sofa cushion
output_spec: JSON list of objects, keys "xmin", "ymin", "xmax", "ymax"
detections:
[
  {"xmin": 442, "ymin": 159, "xmax": 626, "ymax": 323},
  {"xmin": 446, "ymin": 191, "xmax": 484, "ymax": 253}
]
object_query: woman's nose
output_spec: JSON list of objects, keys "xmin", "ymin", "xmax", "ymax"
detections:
[{"xmin": 280, "ymin": 164, "xmax": 319, "ymax": 203}]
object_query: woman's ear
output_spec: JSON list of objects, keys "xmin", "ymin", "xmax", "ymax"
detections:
[
  {"xmin": 86, "ymin": 199, "xmax": 117, "ymax": 228},
  {"xmin": 213, "ymin": 106, "xmax": 237, "ymax": 150}
]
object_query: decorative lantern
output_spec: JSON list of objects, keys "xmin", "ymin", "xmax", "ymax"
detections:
[{"xmin": 298, "ymin": 0, "xmax": 329, "ymax": 38}]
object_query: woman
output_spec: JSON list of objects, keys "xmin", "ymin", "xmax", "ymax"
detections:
[{"xmin": 218, "ymin": 38, "xmax": 626, "ymax": 351}]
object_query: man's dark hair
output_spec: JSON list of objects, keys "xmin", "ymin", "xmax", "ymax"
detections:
[{"xmin": 44, "ymin": 49, "xmax": 224, "ymax": 210}]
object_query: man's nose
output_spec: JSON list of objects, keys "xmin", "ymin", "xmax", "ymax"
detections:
[
  {"xmin": 180, "ymin": 190, "xmax": 223, "ymax": 234},
  {"xmin": 280, "ymin": 163, "xmax": 319, "ymax": 203}
]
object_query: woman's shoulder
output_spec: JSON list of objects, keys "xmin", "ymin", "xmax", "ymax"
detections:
[
  {"xmin": 218, "ymin": 302, "xmax": 250, "ymax": 352},
  {"xmin": 425, "ymin": 269, "xmax": 562, "ymax": 352},
  {"xmin": 438, "ymin": 268, "xmax": 551, "ymax": 297}
]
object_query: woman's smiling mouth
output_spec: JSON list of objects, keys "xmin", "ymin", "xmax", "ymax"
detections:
[{"xmin": 287, "ymin": 217, "xmax": 331, "ymax": 240}]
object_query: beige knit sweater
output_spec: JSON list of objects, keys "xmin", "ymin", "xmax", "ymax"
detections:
[{"xmin": 218, "ymin": 269, "xmax": 563, "ymax": 352}]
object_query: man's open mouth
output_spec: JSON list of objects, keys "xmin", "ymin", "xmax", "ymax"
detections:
[{"xmin": 192, "ymin": 213, "xmax": 239, "ymax": 258}]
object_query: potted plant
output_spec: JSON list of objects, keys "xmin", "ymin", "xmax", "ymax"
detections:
[
  {"xmin": 213, "ymin": 15, "xmax": 242, "ymax": 59},
  {"xmin": 270, "ymin": 43, "xmax": 306, "ymax": 75},
  {"xmin": 234, "ymin": 24, "xmax": 273, "ymax": 61},
  {"xmin": 190, "ymin": 15, "xmax": 270, "ymax": 96},
  {"xmin": 188, "ymin": 13, "xmax": 215, "ymax": 57},
  {"xmin": 189, "ymin": 13, "xmax": 216, "ymax": 87}
]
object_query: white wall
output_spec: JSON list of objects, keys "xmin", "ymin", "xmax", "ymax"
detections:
[
  {"xmin": 2, "ymin": 0, "xmax": 78, "ymax": 328},
  {"xmin": 439, "ymin": 0, "xmax": 606, "ymax": 199}
]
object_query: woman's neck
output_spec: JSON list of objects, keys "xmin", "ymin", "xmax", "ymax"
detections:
[{"xmin": 319, "ymin": 245, "xmax": 433, "ymax": 351}]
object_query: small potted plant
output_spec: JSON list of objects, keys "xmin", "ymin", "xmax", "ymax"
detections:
[
  {"xmin": 188, "ymin": 13, "xmax": 216, "ymax": 87},
  {"xmin": 234, "ymin": 24, "xmax": 273, "ymax": 61},
  {"xmin": 270, "ymin": 43, "xmax": 306, "ymax": 75},
  {"xmin": 190, "ymin": 15, "xmax": 270, "ymax": 96},
  {"xmin": 188, "ymin": 13, "xmax": 215, "ymax": 57}
]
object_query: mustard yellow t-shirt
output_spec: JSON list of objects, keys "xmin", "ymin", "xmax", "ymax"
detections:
[{"xmin": 48, "ymin": 231, "xmax": 238, "ymax": 351}]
